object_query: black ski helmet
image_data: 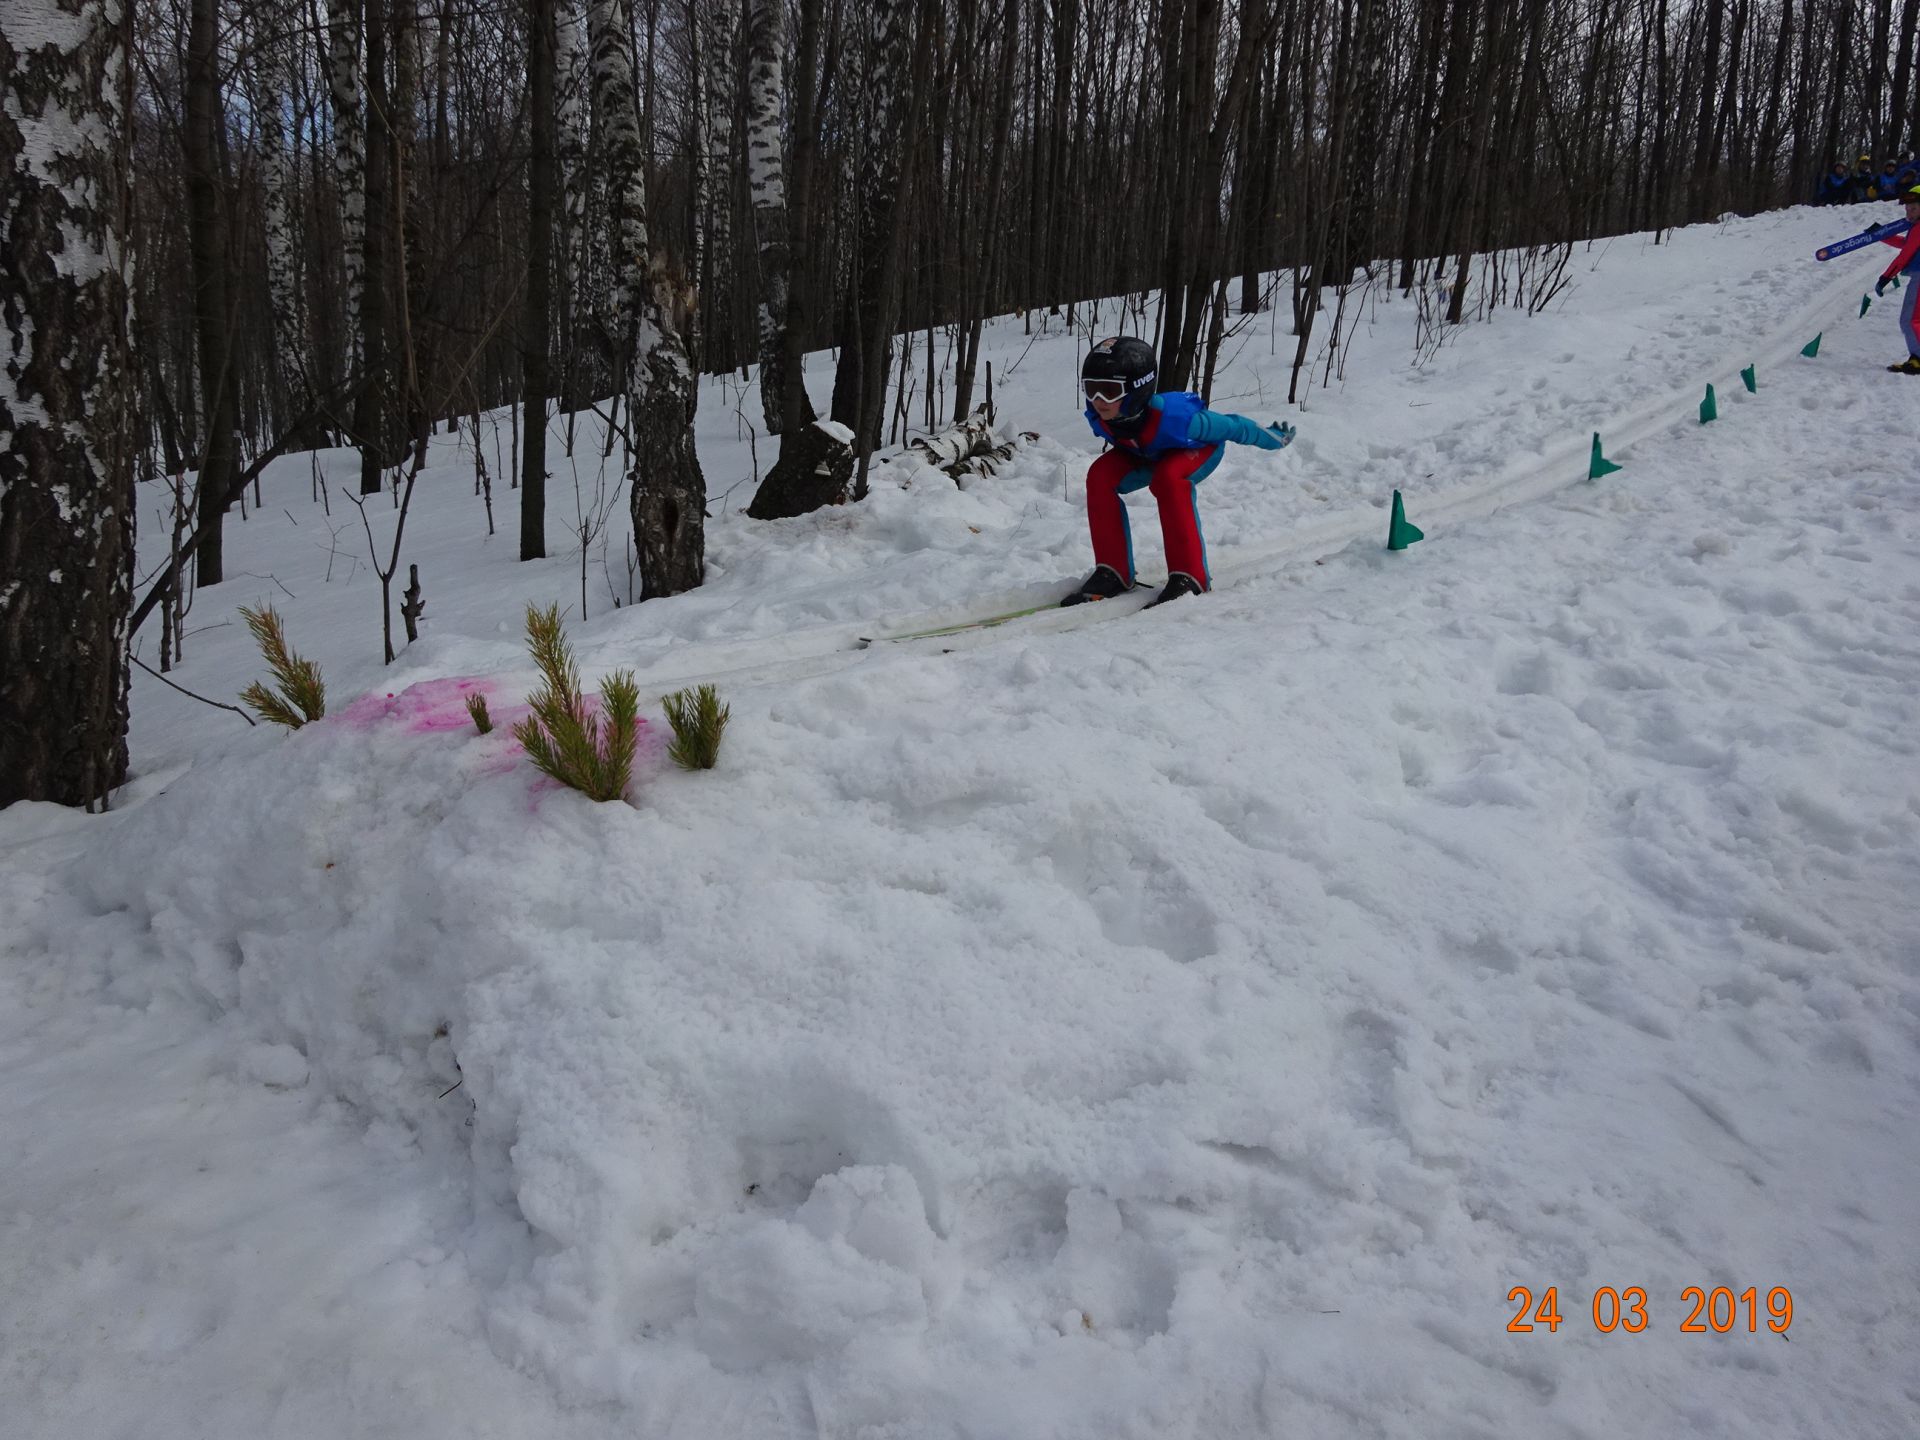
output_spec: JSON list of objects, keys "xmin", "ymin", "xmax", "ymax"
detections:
[{"xmin": 1082, "ymin": 336, "xmax": 1158, "ymax": 421}]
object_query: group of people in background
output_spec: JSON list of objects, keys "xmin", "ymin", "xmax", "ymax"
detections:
[{"xmin": 1818, "ymin": 152, "xmax": 1920, "ymax": 205}]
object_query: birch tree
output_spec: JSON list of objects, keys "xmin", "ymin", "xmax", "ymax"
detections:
[
  {"xmin": 588, "ymin": 0, "xmax": 706, "ymax": 597},
  {"xmin": 555, "ymin": 0, "xmax": 591, "ymax": 396},
  {"xmin": 251, "ymin": 1, "xmax": 310, "ymax": 405},
  {"xmin": 1, "ymin": 0, "xmax": 137, "ymax": 809},
  {"xmin": 743, "ymin": 0, "xmax": 791, "ymax": 433},
  {"xmin": 354, "ymin": 0, "xmax": 393, "ymax": 493},
  {"xmin": 695, "ymin": 0, "xmax": 736, "ymax": 369},
  {"xmin": 325, "ymin": 0, "xmax": 367, "ymax": 384}
]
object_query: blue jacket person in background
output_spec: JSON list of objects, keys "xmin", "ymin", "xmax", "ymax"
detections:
[
  {"xmin": 1850, "ymin": 155, "xmax": 1878, "ymax": 202},
  {"xmin": 1818, "ymin": 162, "xmax": 1854, "ymax": 205},
  {"xmin": 1065, "ymin": 336, "xmax": 1295, "ymax": 608}
]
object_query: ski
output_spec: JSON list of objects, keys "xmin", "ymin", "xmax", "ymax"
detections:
[
  {"xmin": 859, "ymin": 603, "xmax": 1054, "ymax": 645},
  {"xmin": 858, "ymin": 587, "xmax": 1158, "ymax": 647},
  {"xmin": 1814, "ymin": 218, "xmax": 1912, "ymax": 261}
]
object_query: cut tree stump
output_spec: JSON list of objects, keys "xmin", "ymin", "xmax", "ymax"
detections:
[{"xmin": 746, "ymin": 419, "xmax": 856, "ymax": 519}]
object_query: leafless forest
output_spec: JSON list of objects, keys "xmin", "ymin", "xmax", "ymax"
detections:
[{"xmin": 138, "ymin": 0, "xmax": 1920, "ymax": 542}]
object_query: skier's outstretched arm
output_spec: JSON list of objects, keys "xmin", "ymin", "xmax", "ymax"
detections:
[
  {"xmin": 1873, "ymin": 231, "xmax": 1920, "ymax": 272},
  {"xmin": 1185, "ymin": 410, "xmax": 1296, "ymax": 450}
]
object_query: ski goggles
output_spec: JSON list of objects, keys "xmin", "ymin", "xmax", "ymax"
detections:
[{"xmin": 1081, "ymin": 372, "xmax": 1152, "ymax": 402}]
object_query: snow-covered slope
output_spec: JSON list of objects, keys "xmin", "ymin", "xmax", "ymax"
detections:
[{"xmin": 3, "ymin": 207, "xmax": 1917, "ymax": 1439}]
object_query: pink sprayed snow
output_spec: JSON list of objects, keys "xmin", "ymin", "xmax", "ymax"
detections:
[
  {"xmin": 326, "ymin": 676, "xmax": 652, "ymax": 795},
  {"xmin": 332, "ymin": 676, "xmax": 509, "ymax": 733}
]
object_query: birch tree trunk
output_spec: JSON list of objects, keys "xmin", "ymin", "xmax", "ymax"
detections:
[
  {"xmin": 588, "ymin": 0, "xmax": 705, "ymax": 596},
  {"xmin": 699, "ymin": 0, "xmax": 736, "ymax": 369},
  {"xmin": 255, "ymin": 3, "xmax": 309, "ymax": 402},
  {"xmin": 0, "ymin": 0, "xmax": 137, "ymax": 809},
  {"xmin": 326, "ymin": 0, "xmax": 367, "ymax": 385},
  {"xmin": 555, "ymin": 0, "xmax": 590, "ymax": 397},
  {"xmin": 588, "ymin": 0, "xmax": 646, "ymax": 335},
  {"xmin": 743, "ymin": 0, "xmax": 790, "ymax": 433},
  {"xmin": 355, "ymin": 0, "xmax": 392, "ymax": 493},
  {"xmin": 688, "ymin": 0, "xmax": 711, "ymax": 370}
]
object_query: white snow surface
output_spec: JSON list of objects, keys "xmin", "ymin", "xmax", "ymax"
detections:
[{"xmin": 4, "ymin": 207, "xmax": 1919, "ymax": 1438}]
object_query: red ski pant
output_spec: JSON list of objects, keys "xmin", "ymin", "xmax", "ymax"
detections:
[{"xmin": 1085, "ymin": 445, "xmax": 1221, "ymax": 589}]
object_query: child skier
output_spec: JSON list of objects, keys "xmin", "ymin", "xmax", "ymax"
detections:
[
  {"xmin": 1873, "ymin": 184, "xmax": 1920, "ymax": 374},
  {"xmin": 1065, "ymin": 336, "xmax": 1295, "ymax": 608}
]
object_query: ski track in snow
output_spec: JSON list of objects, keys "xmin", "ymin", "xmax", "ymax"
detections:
[{"xmin": 3, "ymin": 207, "xmax": 1919, "ymax": 1438}]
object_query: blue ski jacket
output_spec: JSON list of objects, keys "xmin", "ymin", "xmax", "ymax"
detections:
[{"xmin": 1085, "ymin": 391, "xmax": 1292, "ymax": 460}]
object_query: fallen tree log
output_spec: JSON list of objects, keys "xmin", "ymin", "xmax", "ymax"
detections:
[{"xmin": 904, "ymin": 406, "xmax": 1034, "ymax": 484}]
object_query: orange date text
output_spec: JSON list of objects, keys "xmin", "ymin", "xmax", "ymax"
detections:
[{"xmin": 1506, "ymin": 1286, "xmax": 1793, "ymax": 1335}]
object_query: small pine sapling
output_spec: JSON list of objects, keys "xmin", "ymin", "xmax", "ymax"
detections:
[
  {"xmin": 465, "ymin": 692, "xmax": 493, "ymax": 734},
  {"xmin": 510, "ymin": 603, "xmax": 640, "ymax": 801},
  {"xmin": 238, "ymin": 605, "xmax": 327, "ymax": 728},
  {"xmin": 663, "ymin": 684, "xmax": 730, "ymax": 770}
]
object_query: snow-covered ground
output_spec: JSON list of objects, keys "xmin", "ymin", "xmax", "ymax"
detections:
[{"xmin": 4, "ymin": 206, "xmax": 1918, "ymax": 1439}]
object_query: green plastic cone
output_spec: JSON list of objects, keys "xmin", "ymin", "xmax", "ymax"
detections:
[
  {"xmin": 1387, "ymin": 490, "xmax": 1424, "ymax": 551},
  {"xmin": 1800, "ymin": 333, "xmax": 1822, "ymax": 358},
  {"xmin": 1861, "ymin": 294, "xmax": 1874, "ymax": 317},
  {"xmin": 1699, "ymin": 384, "xmax": 1718, "ymax": 424},
  {"xmin": 1741, "ymin": 365, "xmax": 1757, "ymax": 393},
  {"xmin": 1588, "ymin": 433, "xmax": 1623, "ymax": 480}
]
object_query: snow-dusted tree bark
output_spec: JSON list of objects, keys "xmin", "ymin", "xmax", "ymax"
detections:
[
  {"xmin": 1, "ymin": 0, "xmax": 137, "ymax": 809},
  {"xmin": 252, "ymin": 4, "xmax": 309, "ymax": 400},
  {"xmin": 627, "ymin": 270, "xmax": 705, "ymax": 597},
  {"xmin": 325, "ymin": 0, "xmax": 367, "ymax": 383},
  {"xmin": 743, "ymin": 0, "xmax": 790, "ymax": 434},
  {"xmin": 587, "ymin": 0, "xmax": 646, "ymax": 335},
  {"xmin": 555, "ymin": 0, "xmax": 590, "ymax": 390},
  {"xmin": 687, "ymin": 0, "xmax": 709, "ymax": 360},
  {"xmin": 587, "ymin": 0, "xmax": 706, "ymax": 597}
]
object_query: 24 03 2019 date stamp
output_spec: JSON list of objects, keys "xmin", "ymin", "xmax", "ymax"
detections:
[{"xmin": 1506, "ymin": 1286, "xmax": 1794, "ymax": 1336}]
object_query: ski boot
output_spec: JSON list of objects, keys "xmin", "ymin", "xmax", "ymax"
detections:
[
  {"xmin": 1888, "ymin": 356, "xmax": 1920, "ymax": 374},
  {"xmin": 1060, "ymin": 564, "xmax": 1134, "ymax": 607},
  {"xmin": 1145, "ymin": 572, "xmax": 1206, "ymax": 608}
]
